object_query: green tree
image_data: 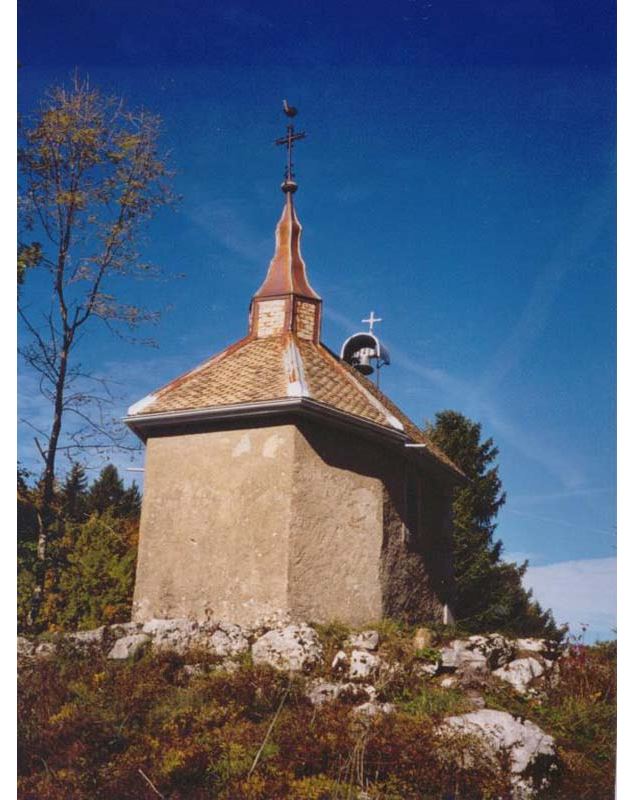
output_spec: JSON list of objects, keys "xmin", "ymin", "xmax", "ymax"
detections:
[
  {"xmin": 60, "ymin": 462, "xmax": 88, "ymax": 522},
  {"xmin": 54, "ymin": 511, "xmax": 138, "ymax": 629},
  {"xmin": 87, "ymin": 464, "xmax": 141, "ymax": 518},
  {"xmin": 17, "ymin": 467, "xmax": 39, "ymax": 630},
  {"xmin": 18, "ymin": 74, "xmax": 174, "ymax": 627},
  {"xmin": 425, "ymin": 410, "xmax": 561, "ymax": 637}
]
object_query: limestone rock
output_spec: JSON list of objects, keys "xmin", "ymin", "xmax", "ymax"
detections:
[
  {"xmin": 67, "ymin": 626, "xmax": 106, "ymax": 650},
  {"xmin": 306, "ymin": 680, "xmax": 376, "ymax": 706},
  {"xmin": 251, "ymin": 624, "xmax": 322, "ymax": 672},
  {"xmin": 414, "ymin": 660, "xmax": 440, "ymax": 678},
  {"xmin": 516, "ymin": 638, "xmax": 547, "ymax": 654},
  {"xmin": 440, "ymin": 639, "xmax": 481, "ymax": 669},
  {"xmin": 348, "ymin": 649, "xmax": 382, "ymax": 680},
  {"xmin": 306, "ymin": 681, "xmax": 341, "ymax": 706},
  {"xmin": 494, "ymin": 657, "xmax": 545, "ymax": 694},
  {"xmin": 468, "ymin": 634, "xmax": 516, "ymax": 669},
  {"xmin": 443, "ymin": 709, "xmax": 556, "ymax": 799},
  {"xmin": 440, "ymin": 676, "xmax": 457, "ymax": 689},
  {"xmin": 331, "ymin": 649, "xmax": 348, "ymax": 673},
  {"xmin": 142, "ymin": 618, "xmax": 198, "ymax": 652},
  {"xmin": 353, "ymin": 701, "xmax": 395, "ymax": 717},
  {"xmin": 35, "ymin": 642, "xmax": 57, "ymax": 658},
  {"xmin": 108, "ymin": 633, "xmax": 151, "ymax": 660},
  {"xmin": 207, "ymin": 622, "xmax": 249, "ymax": 657},
  {"xmin": 110, "ymin": 621, "xmax": 142, "ymax": 638},
  {"xmin": 345, "ymin": 630, "xmax": 379, "ymax": 651},
  {"xmin": 17, "ymin": 637, "xmax": 35, "ymax": 659}
]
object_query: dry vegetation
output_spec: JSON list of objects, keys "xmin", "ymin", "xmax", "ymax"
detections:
[{"xmin": 17, "ymin": 624, "xmax": 615, "ymax": 800}]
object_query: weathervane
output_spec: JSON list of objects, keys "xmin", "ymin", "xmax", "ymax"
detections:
[
  {"xmin": 275, "ymin": 99, "xmax": 306, "ymax": 193},
  {"xmin": 363, "ymin": 311, "xmax": 382, "ymax": 334}
]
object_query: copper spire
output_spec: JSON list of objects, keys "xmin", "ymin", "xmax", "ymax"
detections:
[
  {"xmin": 248, "ymin": 104, "xmax": 322, "ymax": 342},
  {"xmin": 253, "ymin": 192, "xmax": 320, "ymax": 301}
]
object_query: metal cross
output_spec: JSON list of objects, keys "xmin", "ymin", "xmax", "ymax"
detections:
[
  {"xmin": 275, "ymin": 124, "xmax": 307, "ymax": 184},
  {"xmin": 363, "ymin": 311, "xmax": 382, "ymax": 333}
]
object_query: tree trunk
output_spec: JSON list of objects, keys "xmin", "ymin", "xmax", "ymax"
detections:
[{"xmin": 27, "ymin": 342, "xmax": 69, "ymax": 630}]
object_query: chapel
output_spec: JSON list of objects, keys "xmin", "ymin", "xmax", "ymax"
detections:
[{"xmin": 125, "ymin": 112, "xmax": 465, "ymax": 627}]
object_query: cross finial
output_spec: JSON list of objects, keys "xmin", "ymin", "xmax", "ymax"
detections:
[
  {"xmin": 275, "ymin": 101, "xmax": 306, "ymax": 194},
  {"xmin": 362, "ymin": 311, "xmax": 382, "ymax": 333}
]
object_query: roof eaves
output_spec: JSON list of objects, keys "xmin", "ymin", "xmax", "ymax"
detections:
[{"xmin": 122, "ymin": 397, "xmax": 466, "ymax": 485}]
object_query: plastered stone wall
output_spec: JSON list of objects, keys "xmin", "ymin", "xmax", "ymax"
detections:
[
  {"xmin": 290, "ymin": 422, "xmax": 452, "ymax": 624},
  {"xmin": 133, "ymin": 419, "xmax": 454, "ymax": 626},
  {"xmin": 288, "ymin": 424, "xmax": 384, "ymax": 624},
  {"xmin": 133, "ymin": 425, "xmax": 295, "ymax": 625}
]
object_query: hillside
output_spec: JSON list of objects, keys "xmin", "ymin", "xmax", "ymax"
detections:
[{"xmin": 17, "ymin": 619, "xmax": 615, "ymax": 800}]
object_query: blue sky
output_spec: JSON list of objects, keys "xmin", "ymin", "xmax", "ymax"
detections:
[{"xmin": 18, "ymin": 0, "xmax": 616, "ymax": 640}]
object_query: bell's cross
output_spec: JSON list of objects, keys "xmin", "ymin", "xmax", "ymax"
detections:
[{"xmin": 363, "ymin": 311, "xmax": 382, "ymax": 333}]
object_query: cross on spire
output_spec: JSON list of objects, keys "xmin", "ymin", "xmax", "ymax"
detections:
[
  {"xmin": 363, "ymin": 311, "xmax": 382, "ymax": 333},
  {"xmin": 275, "ymin": 103, "xmax": 306, "ymax": 193}
]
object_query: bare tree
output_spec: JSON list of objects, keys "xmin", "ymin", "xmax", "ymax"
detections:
[{"xmin": 18, "ymin": 75, "xmax": 176, "ymax": 627}]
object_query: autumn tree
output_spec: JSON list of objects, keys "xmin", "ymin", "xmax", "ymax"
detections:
[
  {"xmin": 425, "ymin": 410, "xmax": 562, "ymax": 638},
  {"xmin": 18, "ymin": 75, "xmax": 175, "ymax": 627}
]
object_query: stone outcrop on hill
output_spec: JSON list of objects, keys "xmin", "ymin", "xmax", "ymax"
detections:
[{"xmin": 18, "ymin": 620, "xmax": 565, "ymax": 798}]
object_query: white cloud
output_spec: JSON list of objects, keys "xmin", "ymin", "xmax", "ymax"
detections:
[{"xmin": 523, "ymin": 557, "xmax": 616, "ymax": 643}]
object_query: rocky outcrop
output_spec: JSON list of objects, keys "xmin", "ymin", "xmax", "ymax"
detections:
[
  {"xmin": 493, "ymin": 657, "xmax": 545, "ymax": 694},
  {"xmin": 18, "ymin": 620, "xmax": 564, "ymax": 797},
  {"xmin": 251, "ymin": 624, "xmax": 323, "ymax": 672},
  {"xmin": 443, "ymin": 709, "xmax": 557, "ymax": 799},
  {"xmin": 108, "ymin": 633, "xmax": 151, "ymax": 660}
]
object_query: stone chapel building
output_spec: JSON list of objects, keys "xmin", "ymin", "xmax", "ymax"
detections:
[{"xmin": 125, "ymin": 136, "xmax": 465, "ymax": 627}]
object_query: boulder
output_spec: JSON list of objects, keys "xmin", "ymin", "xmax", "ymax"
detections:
[
  {"xmin": 306, "ymin": 681, "xmax": 341, "ymax": 706},
  {"xmin": 17, "ymin": 637, "xmax": 35, "ymax": 660},
  {"xmin": 345, "ymin": 630, "xmax": 379, "ymax": 652},
  {"xmin": 35, "ymin": 641, "xmax": 57, "ymax": 658},
  {"xmin": 206, "ymin": 622, "xmax": 249, "ymax": 657},
  {"xmin": 443, "ymin": 709, "xmax": 556, "ymax": 799},
  {"xmin": 348, "ymin": 649, "xmax": 382, "ymax": 680},
  {"xmin": 494, "ymin": 657, "xmax": 544, "ymax": 694},
  {"xmin": 441, "ymin": 640, "xmax": 489, "ymax": 671},
  {"xmin": 251, "ymin": 624, "xmax": 322, "ymax": 672},
  {"xmin": 413, "ymin": 660, "xmax": 440, "ymax": 678},
  {"xmin": 468, "ymin": 634, "xmax": 516, "ymax": 669},
  {"xmin": 108, "ymin": 633, "xmax": 151, "ymax": 660},
  {"xmin": 516, "ymin": 638, "xmax": 547, "ymax": 654},
  {"xmin": 142, "ymin": 618, "xmax": 198, "ymax": 652},
  {"xmin": 67, "ymin": 626, "xmax": 106, "ymax": 651},
  {"xmin": 353, "ymin": 701, "xmax": 395, "ymax": 717},
  {"xmin": 331, "ymin": 649, "xmax": 348, "ymax": 673},
  {"xmin": 110, "ymin": 621, "xmax": 142, "ymax": 638}
]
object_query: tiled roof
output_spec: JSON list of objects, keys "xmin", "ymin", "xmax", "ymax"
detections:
[{"xmin": 127, "ymin": 333, "xmax": 463, "ymax": 479}]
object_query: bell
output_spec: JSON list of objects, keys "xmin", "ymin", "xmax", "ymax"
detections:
[{"xmin": 355, "ymin": 351, "xmax": 374, "ymax": 376}]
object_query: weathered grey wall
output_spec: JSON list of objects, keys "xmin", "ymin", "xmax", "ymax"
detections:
[
  {"xmin": 288, "ymin": 423, "xmax": 384, "ymax": 624},
  {"xmin": 133, "ymin": 425, "xmax": 295, "ymax": 625},
  {"xmin": 133, "ymin": 418, "xmax": 454, "ymax": 626},
  {"xmin": 290, "ymin": 421, "xmax": 452, "ymax": 625}
]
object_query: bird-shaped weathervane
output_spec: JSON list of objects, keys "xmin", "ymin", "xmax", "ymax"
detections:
[
  {"xmin": 283, "ymin": 99, "xmax": 298, "ymax": 118},
  {"xmin": 275, "ymin": 100, "xmax": 306, "ymax": 192}
]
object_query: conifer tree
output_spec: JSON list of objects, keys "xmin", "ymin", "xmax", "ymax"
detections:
[
  {"xmin": 60, "ymin": 463, "xmax": 88, "ymax": 522},
  {"xmin": 86, "ymin": 464, "xmax": 140, "ymax": 518},
  {"xmin": 425, "ymin": 410, "xmax": 561, "ymax": 637},
  {"xmin": 55, "ymin": 511, "xmax": 138, "ymax": 629}
]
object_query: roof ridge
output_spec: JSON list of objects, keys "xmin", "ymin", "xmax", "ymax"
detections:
[
  {"xmin": 314, "ymin": 342, "xmax": 404, "ymax": 432},
  {"xmin": 282, "ymin": 334, "xmax": 311, "ymax": 398}
]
